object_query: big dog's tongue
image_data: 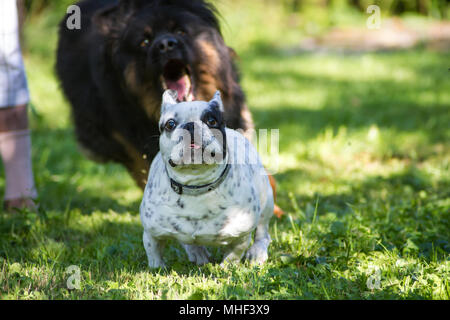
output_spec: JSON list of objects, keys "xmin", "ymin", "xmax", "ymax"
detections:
[
  {"xmin": 165, "ymin": 74, "xmax": 191, "ymax": 102},
  {"xmin": 162, "ymin": 60, "xmax": 194, "ymax": 102}
]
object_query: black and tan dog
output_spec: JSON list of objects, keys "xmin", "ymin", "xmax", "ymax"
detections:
[{"xmin": 56, "ymin": 0, "xmax": 283, "ymax": 216}]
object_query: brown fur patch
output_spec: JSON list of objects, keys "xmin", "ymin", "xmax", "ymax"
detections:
[
  {"xmin": 241, "ymin": 107, "xmax": 254, "ymax": 139},
  {"xmin": 268, "ymin": 174, "xmax": 284, "ymax": 218},
  {"xmin": 124, "ymin": 62, "xmax": 161, "ymax": 121},
  {"xmin": 111, "ymin": 131, "xmax": 149, "ymax": 189},
  {"xmin": 194, "ymin": 39, "xmax": 223, "ymax": 101}
]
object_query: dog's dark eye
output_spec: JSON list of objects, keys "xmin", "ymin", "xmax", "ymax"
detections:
[
  {"xmin": 140, "ymin": 39, "xmax": 150, "ymax": 48},
  {"xmin": 206, "ymin": 117, "xmax": 217, "ymax": 127},
  {"xmin": 165, "ymin": 119, "xmax": 177, "ymax": 131}
]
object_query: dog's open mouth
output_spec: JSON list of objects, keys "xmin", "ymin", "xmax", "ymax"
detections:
[{"xmin": 161, "ymin": 60, "xmax": 194, "ymax": 102}]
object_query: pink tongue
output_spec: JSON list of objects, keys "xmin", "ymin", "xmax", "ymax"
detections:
[{"xmin": 165, "ymin": 78, "xmax": 186, "ymax": 101}]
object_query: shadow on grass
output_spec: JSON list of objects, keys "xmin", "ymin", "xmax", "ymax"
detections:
[
  {"xmin": 0, "ymin": 171, "xmax": 446, "ymax": 300},
  {"xmin": 250, "ymin": 81, "xmax": 448, "ymax": 147},
  {"xmin": 276, "ymin": 166, "xmax": 450, "ymax": 259},
  {"xmin": 35, "ymin": 178, "xmax": 141, "ymax": 216},
  {"xmin": 20, "ymin": 127, "xmax": 142, "ymax": 215},
  {"xmin": 1, "ymin": 120, "xmax": 447, "ymax": 271},
  {"xmin": 239, "ymin": 45, "xmax": 449, "ymax": 151}
]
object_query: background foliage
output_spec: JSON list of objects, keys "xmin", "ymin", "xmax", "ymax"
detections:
[{"xmin": 23, "ymin": 0, "xmax": 450, "ymax": 18}]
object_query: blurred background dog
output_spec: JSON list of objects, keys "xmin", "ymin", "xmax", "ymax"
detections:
[{"xmin": 56, "ymin": 0, "xmax": 252, "ymax": 189}]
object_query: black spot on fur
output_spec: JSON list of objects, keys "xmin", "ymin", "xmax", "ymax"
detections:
[
  {"xmin": 145, "ymin": 209, "xmax": 154, "ymax": 218},
  {"xmin": 171, "ymin": 220, "xmax": 182, "ymax": 232},
  {"xmin": 176, "ymin": 198, "xmax": 185, "ymax": 209},
  {"xmin": 251, "ymin": 187, "xmax": 256, "ymax": 198}
]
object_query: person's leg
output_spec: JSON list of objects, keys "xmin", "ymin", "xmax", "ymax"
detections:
[
  {"xmin": 0, "ymin": 0, "xmax": 37, "ymax": 211},
  {"xmin": 0, "ymin": 105, "xmax": 37, "ymax": 211}
]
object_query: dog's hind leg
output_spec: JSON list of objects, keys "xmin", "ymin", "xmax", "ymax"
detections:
[
  {"xmin": 245, "ymin": 188, "xmax": 273, "ymax": 264},
  {"xmin": 181, "ymin": 244, "xmax": 211, "ymax": 265},
  {"xmin": 143, "ymin": 231, "xmax": 166, "ymax": 268},
  {"xmin": 111, "ymin": 131, "xmax": 150, "ymax": 189}
]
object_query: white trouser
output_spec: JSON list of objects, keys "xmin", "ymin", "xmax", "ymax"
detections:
[{"xmin": 0, "ymin": 0, "xmax": 30, "ymax": 108}]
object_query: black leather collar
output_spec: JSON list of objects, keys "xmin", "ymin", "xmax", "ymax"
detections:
[{"xmin": 166, "ymin": 163, "xmax": 231, "ymax": 196}]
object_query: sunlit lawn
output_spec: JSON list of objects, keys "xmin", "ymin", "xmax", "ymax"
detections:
[{"xmin": 0, "ymin": 1, "xmax": 449, "ymax": 299}]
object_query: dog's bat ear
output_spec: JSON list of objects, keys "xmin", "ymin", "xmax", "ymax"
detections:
[
  {"xmin": 161, "ymin": 90, "xmax": 178, "ymax": 113},
  {"xmin": 209, "ymin": 91, "xmax": 224, "ymax": 113}
]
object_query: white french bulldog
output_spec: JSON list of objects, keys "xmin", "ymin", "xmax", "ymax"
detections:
[{"xmin": 140, "ymin": 90, "xmax": 273, "ymax": 268}]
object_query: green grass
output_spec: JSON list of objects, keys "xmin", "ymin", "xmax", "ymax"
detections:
[{"xmin": 1, "ymin": 1, "xmax": 449, "ymax": 299}]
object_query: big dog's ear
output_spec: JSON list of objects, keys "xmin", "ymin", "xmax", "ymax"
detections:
[
  {"xmin": 161, "ymin": 90, "xmax": 178, "ymax": 113},
  {"xmin": 209, "ymin": 91, "xmax": 224, "ymax": 113},
  {"xmin": 93, "ymin": 4, "xmax": 125, "ymax": 37},
  {"xmin": 94, "ymin": 0, "xmax": 145, "ymax": 37}
]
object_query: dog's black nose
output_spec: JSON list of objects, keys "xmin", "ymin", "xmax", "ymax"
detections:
[
  {"xmin": 156, "ymin": 36, "xmax": 178, "ymax": 53},
  {"xmin": 180, "ymin": 122, "xmax": 203, "ymax": 145},
  {"xmin": 180, "ymin": 122, "xmax": 195, "ymax": 142}
]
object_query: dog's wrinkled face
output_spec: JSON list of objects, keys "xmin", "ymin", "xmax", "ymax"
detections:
[
  {"xmin": 159, "ymin": 90, "xmax": 227, "ymax": 169},
  {"xmin": 95, "ymin": 0, "xmax": 229, "ymax": 115}
]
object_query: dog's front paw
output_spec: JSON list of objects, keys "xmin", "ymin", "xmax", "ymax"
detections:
[
  {"xmin": 245, "ymin": 243, "xmax": 269, "ymax": 265},
  {"xmin": 147, "ymin": 257, "xmax": 166, "ymax": 269},
  {"xmin": 182, "ymin": 244, "xmax": 211, "ymax": 265}
]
